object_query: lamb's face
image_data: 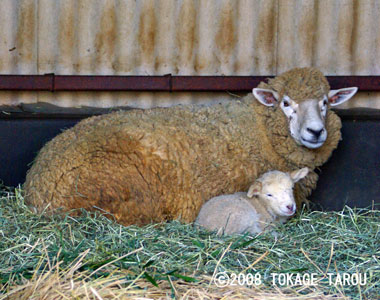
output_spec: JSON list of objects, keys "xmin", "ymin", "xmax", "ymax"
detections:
[
  {"xmin": 260, "ymin": 173, "xmax": 297, "ymax": 217},
  {"xmin": 252, "ymin": 87, "xmax": 358, "ymax": 149},
  {"xmin": 247, "ymin": 168, "xmax": 309, "ymax": 218}
]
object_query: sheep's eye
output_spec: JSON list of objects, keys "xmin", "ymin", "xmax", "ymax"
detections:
[
  {"xmin": 323, "ymin": 100, "xmax": 327, "ymax": 106},
  {"xmin": 283, "ymin": 101, "xmax": 289, "ymax": 107},
  {"xmin": 266, "ymin": 194, "xmax": 273, "ymax": 197}
]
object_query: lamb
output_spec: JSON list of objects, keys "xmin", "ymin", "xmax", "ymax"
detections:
[
  {"xmin": 195, "ymin": 168, "xmax": 309, "ymax": 235},
  {"xmin": 23, "ymin": 67, "xmax": 358, "ymax": 226}
]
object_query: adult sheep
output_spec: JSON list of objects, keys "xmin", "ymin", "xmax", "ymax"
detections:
[{"xmin": 24, "ymin": 68, "xmax": 358, "ymax": 226}]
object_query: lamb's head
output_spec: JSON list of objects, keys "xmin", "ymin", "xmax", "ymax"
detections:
[
  {"xmin": 247, "ymin": 168, "xmax": 309, "ymax": 217},
  {"xmin": 252, "ymin": 68, "xmax": 357, "ymax": 149}
]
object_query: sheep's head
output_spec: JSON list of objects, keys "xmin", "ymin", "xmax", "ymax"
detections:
[
  {"xmin": 252, "ymin": 68, "xmax": 358, "ymax": 149},
  {"xmin": 247, "ymin": 168, "xmax": 309, "ymax": 217}
]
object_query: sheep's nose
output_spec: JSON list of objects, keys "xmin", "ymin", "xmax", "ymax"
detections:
[
  {"xmin": 306, "ymin": 127, "xmax": 324, "ymax": 139},
  {"xmin": 286, "ymin": 204, "xmax": 295, "ymax": 212}
]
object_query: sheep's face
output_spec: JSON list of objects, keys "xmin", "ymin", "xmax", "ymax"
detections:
[
  {"xmin": 252, "ymin": 87, "xmax": 358, "ymax": 149},
  {"xmin": 261, "ymin": 180, "xmax": 296, "ymax": 217},
  {"xmin": 247, "ymin": 168, "xmax": 309, "ymax": 217}
]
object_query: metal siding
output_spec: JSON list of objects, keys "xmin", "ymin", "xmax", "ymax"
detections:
[{"xmin": 0, "ymin": 0, "xmax": 379, "ymax": 108}]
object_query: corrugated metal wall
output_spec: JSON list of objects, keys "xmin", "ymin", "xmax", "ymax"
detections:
[{"xmin": 0, "ymin": 0, "xmax": 379, "ymax": 108}]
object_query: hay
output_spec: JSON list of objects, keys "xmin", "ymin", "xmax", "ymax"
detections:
[
  {"xmin": 0, "ymin": 258, "xmax": 351, "ymax": 300},
  {"xmin": 0, "ymin": 185, "xmax": 379, "ymax": 299}
]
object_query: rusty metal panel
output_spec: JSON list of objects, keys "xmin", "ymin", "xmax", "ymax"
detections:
[
  {"xmin": 35, "ymin": 0, "xmax": 277, "ymax": 76},
  {"xmin": 0, "ymin": 0, "xmax": 379, "ymax": 108},
  {"xmin": 35, "ymin": 0, "xmax": 277, "ymax": 108},
  {"xmin": 277, "ymin": 0, "xmax": 380, "ymax": 75},
  {"xmin": 0, "ymin": 0, "xmax": 38, "ymax": 104}
]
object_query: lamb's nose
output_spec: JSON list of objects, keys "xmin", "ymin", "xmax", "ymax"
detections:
[
  {"xmin": 306, "ymin": 127, "xmax": 324, "ymax": 139},
  {"xmin": 286, "ymin": 204, "xmax": 294, "ymax": 212}
]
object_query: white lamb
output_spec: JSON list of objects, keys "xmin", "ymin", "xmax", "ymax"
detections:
[{"xmin": 195, "ymin": 168, "xmax": 309, "ymax": 235}]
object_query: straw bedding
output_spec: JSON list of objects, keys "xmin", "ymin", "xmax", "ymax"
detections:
[{"xmin": 1, "ymin": 186, "xmax": 379, "ymax": 299}]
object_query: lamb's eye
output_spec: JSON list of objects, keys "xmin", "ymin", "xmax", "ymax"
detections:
[
  {"xmin": 283, "ymin": 101, "xmax": 289, "ymax": 107},
  {"xmin": 323, "ymin": 100, "xmax": 327, "ymax": 106},
  {"xmin": 266, "ymin": 194, "xmax": 273, "ymax": 197}
]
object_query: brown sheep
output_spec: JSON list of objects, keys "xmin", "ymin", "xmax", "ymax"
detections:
[{"xmin": 24, "ymin": 68, "xmax": 358, "ymax": 225}]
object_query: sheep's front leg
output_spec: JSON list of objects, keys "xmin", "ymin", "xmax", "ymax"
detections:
[{"xmin": 294, "ymin": 170, "xmax": 319, "ymax": 210}]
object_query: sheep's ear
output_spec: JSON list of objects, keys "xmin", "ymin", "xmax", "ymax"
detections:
[
  {"xmin": 328, "ymin": 87, "xmax": 358, "ymax": 106},
  {"xmin": 290, "ymin": 167, "xmax": 309, "ymax": 183},
  {"xmin": 247, "ymin": 181, "xmax": 262, "ymax": 198},
  {"xmin": 252, "ymin": 88, "xmax": 279, "ymax": 107}
]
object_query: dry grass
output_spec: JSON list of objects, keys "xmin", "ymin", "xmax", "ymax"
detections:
[
  {"xmin": 0, "ymin": 185, "xmax": 379, "ymax": 299},
  {"xmin": 1, "ymin": 251, "xmax": 351, "ymax": 300}
]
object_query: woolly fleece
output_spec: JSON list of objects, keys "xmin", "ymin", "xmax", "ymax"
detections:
[{"xmin": 24, "ymin": 68, "xmax": 342, "ymax": 225}]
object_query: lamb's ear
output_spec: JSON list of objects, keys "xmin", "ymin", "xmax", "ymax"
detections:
[
  {"xmin": 290, "ymin": 167, "xmax": 309, "ymax": 183},
  {"xmin": 252, "ymin": 88, "xmax": 279, "ymax": 107},
  {"xmin": 247, "ymin": 181, "xmax": 262, "ymax": 198},
  {"xmin": 328, "ymin": 87, "xmax": 358, "ymax": 106}
]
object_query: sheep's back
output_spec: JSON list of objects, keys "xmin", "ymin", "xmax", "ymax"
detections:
[
  {"xmin": 195, "ymin": 193, "xmax": 261, "ymax": 235},
  {"xmin": 24, "ymin": 101, "xmax": 263, "ymax": 225}
]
